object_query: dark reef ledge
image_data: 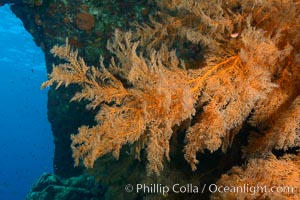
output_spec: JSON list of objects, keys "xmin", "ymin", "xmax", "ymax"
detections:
[
  {"xmin": 1, "ymin": 0, "xmax": 158, "ymax": 199},
  {"xmin": 2, "ymin": 0, "xmax": 153, "ymax": 177}
]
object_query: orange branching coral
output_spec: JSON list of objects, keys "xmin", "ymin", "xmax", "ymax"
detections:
[
  {"xmin": 43, "ymin": 32, "xmax": 196, "ymax": 175},
  {"xmin": 245, "ymin": 95, "xmax": 300, "ymax": 158},
  {"xmin": 42, "ymin": 29, "xmax": 277, "ymax": 174},
  {"xmin": 211, "ymin": 154, "xmax": 300, "ymax": 200},
  {"xmin": 183, "ymin": 17, "xmax": 297, "ymax": 169},
  {"xmin": 42, "ymin": 0, "xmax": 300, "ymax": 176},
  {"xmin": 184, "ymin": 55, "xmax": 276, "ymax": 170},
  {"xmin": 136, "ymin": 0, "xmax": 245, "ymax": 65}
]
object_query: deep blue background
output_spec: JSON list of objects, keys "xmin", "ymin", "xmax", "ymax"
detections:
[{"xmin": 0, "ymin": 5, "xmax": 53, "ymax": 200}]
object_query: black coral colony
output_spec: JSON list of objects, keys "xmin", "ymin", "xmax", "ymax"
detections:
[{"xmin": 42, "ymin": 0, "xmax": 300, "ymax": 199}]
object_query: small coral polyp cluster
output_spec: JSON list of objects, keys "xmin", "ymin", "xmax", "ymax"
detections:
[{"xmin": 43, "ymin": 0, "xmax": 300, "ymax": 199}]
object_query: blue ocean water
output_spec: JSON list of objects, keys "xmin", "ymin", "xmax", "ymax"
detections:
[{"xmin": 0, "ymin": 5, "xmax": 54, "ymax": 200}]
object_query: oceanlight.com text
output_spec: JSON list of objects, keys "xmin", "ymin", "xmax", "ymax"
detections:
[{"xmin": 124, "ymin": 183, "xmax": 298, "ymax": 196}]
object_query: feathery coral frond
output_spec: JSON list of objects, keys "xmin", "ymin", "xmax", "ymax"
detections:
[
  {"xmin": 212, "ymin": 154, "xmax": 300, "ymax": 200},
  {"xmin": 43, "ymin": 31, "xmax": 195, "ymax": 175},
  {"xmin": 42, "ymin": 0, "xmax": 300, "ymax": 176},
  {"xmin": 245, "ymin": 96, "xmax": 300, "ymax": 158}
]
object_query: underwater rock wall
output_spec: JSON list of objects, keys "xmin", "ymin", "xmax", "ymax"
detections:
[
  {"xmin": 3, "ymin": 0, "xmax": 153, "ymax": 177},
  {"xmin": 26, "ymin": 173, "xmax": 104, "ymax": 200}
]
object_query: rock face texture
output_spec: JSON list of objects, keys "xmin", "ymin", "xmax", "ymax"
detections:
[{"xmin": 26, "ymin": 173, "xmax": 104, "ymax": 200}]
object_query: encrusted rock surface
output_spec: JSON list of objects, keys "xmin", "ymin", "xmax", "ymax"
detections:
[
  {"xmin": 4, "ymin": 0, "xmax": 153, "ymax": 177},
  {"xmin": 26, "ymin": 173, "xmax": 104, "ymax": 200}
]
